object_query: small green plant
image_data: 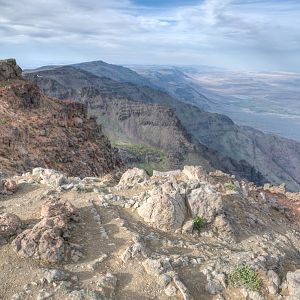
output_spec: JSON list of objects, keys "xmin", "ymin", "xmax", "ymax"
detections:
[
  {"xmin": 224, "ymin": 183, "xmax": 236, "ymax": 191},
  {"xmin": 193, "ymin": 216, "xmax": 205, "ymax": 231},
  {"xmin": 228, "ymin": 265, "xmax": 261, "ymax": 291}
]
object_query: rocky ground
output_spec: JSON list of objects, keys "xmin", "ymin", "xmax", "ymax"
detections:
[{"xmin": 1, "ymin": 166, "xmax": 300, "ymax": 299}]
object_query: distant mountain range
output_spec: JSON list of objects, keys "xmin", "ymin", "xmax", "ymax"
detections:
[
  {"xmin": 130, "ymin": 65, "xmax": 300, "ymax": 142},
  {"xmin": 25, "ymin": 60, "xmax": 300, "ymax": 191}
]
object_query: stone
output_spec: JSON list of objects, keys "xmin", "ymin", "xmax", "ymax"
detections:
[
  {"xmin": 153, "ymin": 170, "xmax": 181, "ymax": 178},
  {"xmin": 32, "ymin": 168, "xmax": 68, "ymax": 188},
  {"xmin": 165, "ymin": 284, "xmax": 178, "ymax": 297},
  {"xmin": 182, "ymin": 165, "xmax": 207, "ymax": 182},
  {"xmin": 87, "ymin": 254, "xmax": 108, "ymax": 270},
  {"xmin": 205, "ymin": 273, "xmax": 226, "ymax": 295},
  {"xmin": 138, "ymin": 191, "xmax": 186, "ymax": 231},
  {"xmin": 267, "ymin": 270, "xmax": 281, "ymax": 295},
  {"xmin": 40, "ymin": 197, "xmax": 80, "ymax": 221},
  {"xmin": 173, "ymin": 274, "xmax": 193, "ymax": 300},
  {"xmin": 12, "ymin": 198, "xmax": 79, "ymax": 263},
  {"xmin": 142, "ymin": 258, "xmax": 173, "ymax": 276},
  {"xmin": 0, "ymin": 213, "xmax": 22, "ymax": 238},
  {"xmin": 44, "ymin": 269, "xmax": 69, "ymax": 283},
  {"xmin": 187, "ymin": 185, "xmax": 223, "ymax": 222},
  {"xmin": 12, "ymin": 216, "xmax": 69, "ymax": 262},
  {"xmin": 0, "ymin": 59, "xmax": 22, "ymax": 81},
  {"xmin": 117, "ymin": 168, "xmax": 149, "ymax": 188},
  {"xmin": 182, "ymin": 220, "xmax": 194, "ymax": 234},
  {"xmin": 3, "ymin": 179, "xmax": 18, "ymax": 193},
  {"xmin": 286, "ymin": 269, "xmax": 300, "ymax": 299}
]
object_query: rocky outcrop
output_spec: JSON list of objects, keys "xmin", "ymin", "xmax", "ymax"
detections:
[
  {"xmin": 12, "ymin": 197, "xmax": 80, "ymax": 263},
  {"xmin": 0, "ymin": 59, "xmax": 22, "ymax": 81},
  {"xmin": 0, "ymin": 60, "xmax": 123, "ymax": 177}
]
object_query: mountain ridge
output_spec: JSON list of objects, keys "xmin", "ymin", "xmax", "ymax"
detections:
[{"xmin": 25, "ymin": 60, "xmax": 300, "ymax": 191}]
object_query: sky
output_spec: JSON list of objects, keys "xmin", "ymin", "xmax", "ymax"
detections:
[{"xmin": 0, "ymin": 0, "xmax": 299, "ymax": 71}]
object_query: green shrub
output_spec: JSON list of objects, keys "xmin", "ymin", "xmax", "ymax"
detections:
[
  {"xmin": 228, "ymin": 265, "xmax": 261, "ymax": 291},
  {"xmin": 193, "ymin": 216, "xmax": 205, "ymax": 231},
  {"xmin": 224, "ymin": 183, "xmax": 236, "ymax": 191}
]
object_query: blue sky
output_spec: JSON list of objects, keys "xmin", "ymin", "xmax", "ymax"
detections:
[{"xmin": 0, "ymin": 0, "xmax": 299, "ymax": 71}]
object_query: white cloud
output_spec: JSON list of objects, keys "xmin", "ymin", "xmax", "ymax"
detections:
[{"xmin": 0, "ymin": 0, "xmax": 299, "ymax": 71}]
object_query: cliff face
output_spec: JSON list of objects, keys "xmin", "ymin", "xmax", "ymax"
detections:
[
  {"xmin": 0, "ymin": 60, "xmax": 122, "ymax": 177},
  {"xmin": 25, "ymin": 67, "xmax": 266, "ymax": 183}
]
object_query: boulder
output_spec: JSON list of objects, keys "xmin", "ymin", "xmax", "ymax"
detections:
[
  {"xmin": 12, "ymin": 198, "xmax": 79, "ymax": 263},
  {"xmin": 182, "ymin": 166, "xmax": 207, "ymax": 182},
  {"xmin": 187, "ymin": 185, "xmax": 223, "ymax": 222},
  {"xmin": 118, "ymin": 168, "xmax": 149, "ymax": 188},
  {"xmin": 32, "ymin": 168, "xmax": 68, "ymax": 188},
  {"xmin": 138, "ymin": 190, "xmax": 186, "ymax": 231},
  {"xmin": 0, "ymin": 213, "xmax": 22, "ymax": 238},
  {"xmin": 0, "ymin": 59, "xmax": 22, "ymax": 81},
  {"xmin": 12, "ymin": 216, "xmax": 69, "ymax": 262}
]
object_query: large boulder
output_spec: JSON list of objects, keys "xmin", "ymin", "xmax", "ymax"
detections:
[
  {"xmin": 187, "ymin": 185, "xmax": 223, "ymax": 222},
  {"xmin": 32, "ymin": 168, "xmax": 68, "ymax": 188},
  {"xmin": 0, "ymin": 213, "xmax": 22, "ymax": 238},
  {"xmin": 12, "ymin": 197, "xmax": 79, "ymax": 263},
  {"xmin": 138, "ymin": 190, "xmax": 186, "ymax": 232},
  {"xmin": 0, "ymin": 59, "xmax": 22, "ymax": 81},
  {"xmin": 118, "ymin": 168, "xmax": 149, "ymax": 188},
  {"xmin": 12, "ymin": 216, "xmax": 69, "ymax": 262}
]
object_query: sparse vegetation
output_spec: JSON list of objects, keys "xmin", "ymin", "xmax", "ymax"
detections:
[
  {"xmin": 224, "ymin": 183, "xmax": 236, "ymax": 191},
  {"xmin": 228, "ymin": 265, "xmax": 261, "ymax": 291},
  {"xmin": 193, "ymin": 216, "xmax": 206, "ymax": 231}
]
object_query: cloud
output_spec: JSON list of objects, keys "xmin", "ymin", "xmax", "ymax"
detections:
[{"xmin": 0, "ymin": 0, "xmax": 299, "ymax": 71}]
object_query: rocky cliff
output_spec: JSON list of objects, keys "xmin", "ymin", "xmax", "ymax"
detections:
[{"xmin": 0, "ymin": 59, "xmax": 122, "ymax": 177}]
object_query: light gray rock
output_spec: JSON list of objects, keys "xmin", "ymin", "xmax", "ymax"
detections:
[
  {"xmin": 205, "ymin": 273, "xmax": 226, "ymax": 295},
  {"xmin": 182, "ymin": 165, "xmax": 207, "ymax": 182},
  {"xmin": 187, "ymin": 185, "xmax": 223, "ymax": 222},
  {"xmin": 44, "ymin": 269, "xmax": 69, "ymax": 283},
  {"xmin": 165, "ymin": 284, "xmax": 178, "ymax": 297},
  {"xmin": 138, "ymin": 191, "xmax": 186, "ymax": 231},
  {"xmin": 32, "ymin": 168, "xmax": 68, "ymax": 188},
  {"xmin": 152, "ymin": 170, "xmax": 181, "ymax": 178},
  {"xmin": 286, "ymin": 269, "xmax": 300, "ymax": 299},
  {"xmin": 182, "ymin": 220, "xmax": 194, "ymax": 234},
  {"xmin": 117, "ymin": 168, "xmax": 149, "ymax": 188},
  {"xmin": 267, "ymin": 270, "xmax": 281, "ymax": 295}
]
